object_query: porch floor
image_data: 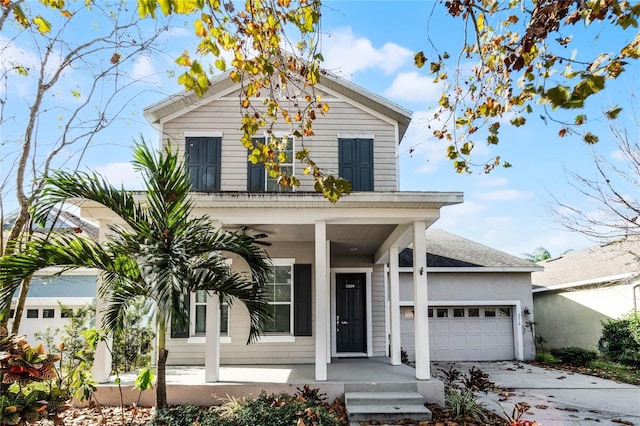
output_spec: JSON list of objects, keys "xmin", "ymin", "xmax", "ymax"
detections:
[
  {"xmin": 118, "ymin": 356, "xmax": 419, "ymax": 385},
  {"xmin": 95, "ymin": 358, "xmax": 444, "ymax": 407}
]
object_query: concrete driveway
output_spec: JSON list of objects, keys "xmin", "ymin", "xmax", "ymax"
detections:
[{"xmin": 434, "ymin": 361, "xmax": 640, "ymax": 426}]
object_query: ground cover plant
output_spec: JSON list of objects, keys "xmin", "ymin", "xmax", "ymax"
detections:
[{"xmin": 151, "ymin": 385, "xmax": 348, "ymax": 426}]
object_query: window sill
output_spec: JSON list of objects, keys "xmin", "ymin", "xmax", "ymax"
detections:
[
  {"xmin": 187, "ymin": 336, "xmax": 231, "ymax": 344},
  {"xmin": 256, "ymin": 335, "xmax": 295, "ymax": 343}
]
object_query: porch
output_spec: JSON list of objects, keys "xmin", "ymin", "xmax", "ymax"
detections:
[{"xmin": 91, "ymin": 357, "xmax": 444, "ymax": 407}]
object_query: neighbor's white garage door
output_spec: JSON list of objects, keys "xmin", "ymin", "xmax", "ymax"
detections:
[{"xmin": 400, "ymin": 306, "xmax": 515, "ymax": 362}]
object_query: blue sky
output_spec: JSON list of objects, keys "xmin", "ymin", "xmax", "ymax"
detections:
[{"xmin": 2, "ymin": 1, "xmax": 637, "ymax": 258}]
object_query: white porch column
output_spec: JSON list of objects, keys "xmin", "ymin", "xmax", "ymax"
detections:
[
  {"xmin": 389, "ymin": 245, "xmax": 401, "ymax": 366},
  {"xmin": 315, "ymin": 221, "xmax": 328, "ymax": 381},
  {"xmin": 204, "ymin": 292, "xmax": 221, "ymax": 382},
  {"xmin": 93, "ymin": 219, "xmax": 112, "ymax": 383},
  {"xmin": 412, "ymin": 221, "xmax": 431, "ymax": 380},
  {"xmin": 325, "ymin": 241, "xmax": 332, "ymax": 364}
]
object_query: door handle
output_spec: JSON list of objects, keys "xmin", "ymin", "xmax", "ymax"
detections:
[{"xmin": 341, "ymin": 321, "xmax": 348, "ymax": 325}]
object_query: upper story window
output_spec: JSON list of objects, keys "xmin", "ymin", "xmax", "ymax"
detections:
[
  {"xmin": 186, "ymin": 136, "xmax": 221, "ymax": 192},
  {"xmin": 247, "ymin": 137, "xmax": 294, "ymax": 193},
  {"xmin": 338, "ymin": 138, "xmax": 373, "ymax": 191}
]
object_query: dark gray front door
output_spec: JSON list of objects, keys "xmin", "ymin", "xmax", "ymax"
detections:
[{"xmin": 336, "ymin": 273, "xmax": 366, "ymax": 353}]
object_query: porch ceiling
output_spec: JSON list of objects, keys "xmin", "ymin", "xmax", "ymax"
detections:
[{"xmin": 225, "ymin": 223, "xmax": 398, "ymax": 258}]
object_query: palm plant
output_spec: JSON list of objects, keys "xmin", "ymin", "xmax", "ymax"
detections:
[{"xmin": 0, "ymin": 142, "xmax": 272, "ymax": 408}]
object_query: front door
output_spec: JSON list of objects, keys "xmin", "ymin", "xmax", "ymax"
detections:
[{"xmin": 336, "ymin": 273, "xmax": 366, "ymax": 353}]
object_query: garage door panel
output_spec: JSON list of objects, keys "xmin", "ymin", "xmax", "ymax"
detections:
[{"xmin": 401, "ymin": 305, "xmax": 515, "ymax": 362}]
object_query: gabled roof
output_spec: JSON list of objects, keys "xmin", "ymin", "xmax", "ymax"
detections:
[
  {"xmin": 400, "ymin": 229, "xmax": 540, "ymax": 271},
  {"xmin": 144, "ymin": 70, "xmax": 413, "ymax": 140},
  {"xmin": 3, "ymin": 209, "xmax": 98, "ymax": 241},
  {"xmin": 532, "ymin": 238, "xmax": 640, "ymax": 291}
]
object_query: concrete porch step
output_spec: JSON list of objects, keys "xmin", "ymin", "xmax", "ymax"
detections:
[
  {"xmin": 345, "ymin": 391, "xmax": 432, "ymax": 424},
  {"xmin": 344, "ymin": 382, "xmax": 418, "ymax": 393}
]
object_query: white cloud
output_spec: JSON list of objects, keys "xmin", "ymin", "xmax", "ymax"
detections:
[
  {"xmin": 400, "ymin": 110, "xmax": 451, "ymax": 175},
  {"xmin": 611, "ymin": 149, "xmax": 625, "ymax": 161},
  {"xmin": 92, "ymin": 162, "xmax": 144, "ymax": 190},
  {"xmin": 435, "ymin": 201, "xmax": 488, "ymax": 229},
  {"xmin": 132, "ymin": 55, "xmax": 160, "ymax": 83},
  {"xmin": 322, "ymin": 27, "xmax": 412, "ymax": 77},
  {"xmin": 476, "ymin": 189, "xmax": 534, "ymax": 201},
  {"xmin": 476, "ymin": 176, "xmax": 509, "ymax": 187},
  {"xmin": 383, "ymin": 71, "xmax": 442, "ymax": 103}
]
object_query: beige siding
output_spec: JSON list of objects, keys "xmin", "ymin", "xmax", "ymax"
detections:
[
  {"xmin": 371, "ymin": 265, "xmax": 387, "ymax": 356},
  {"xmin": 161, "ymin": 95, "xmax": 399, "ymax": 192}
]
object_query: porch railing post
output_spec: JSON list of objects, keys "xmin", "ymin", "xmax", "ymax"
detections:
[
  {"xmin": 315, "ymin": 220, "xmax": 328, "ymax": 381},
  {"xmin": 204, "ymin": 293, "xmax": 220, "ymax": 382},
  {"xmin": 389, "ymin": 245, "xmax": 401, "ymax": 365},
  {"xmin": 412, "ymin": 221, "xmax": 431, "ymax": 380}
]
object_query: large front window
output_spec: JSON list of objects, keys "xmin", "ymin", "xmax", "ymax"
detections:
[{"xmin": 264, "ymin": 260, "xmax": 294, "ymax": 334}]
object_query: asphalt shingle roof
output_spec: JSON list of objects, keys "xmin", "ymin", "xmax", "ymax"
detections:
[
  {"xmin": 400, "ymin": 229, "xmax": 538, "ymax": 269},
  {"xmin": 532, "ymin": 238, "xmax": 640, "ymax": 288}
]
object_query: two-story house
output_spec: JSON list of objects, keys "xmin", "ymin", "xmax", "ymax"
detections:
[{"xmin": 80, "ymin": 70, "xmax": 536, "ymax": 398}]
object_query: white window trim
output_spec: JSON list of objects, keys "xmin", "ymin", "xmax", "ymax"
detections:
[
  {"xmin": 260, "ymin": 258, "xmax": 295, "ymax": 340},
  {"xmin": 187, "ymin": 336, "xmax": 231, "ymax": 344},
  {"xmin": 183, "ymin": 131, "xmax": 223, "ymax": 138}
]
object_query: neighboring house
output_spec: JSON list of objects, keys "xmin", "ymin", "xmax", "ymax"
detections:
[
  {"xmin": 9, "ymin": 270, "xmax": 96, "ymax": 341},
  {"xmin": 399, "ymin": 229, "xmax": 540, "ymax": 362},
  {"xmin": 3, "ymin": 210, "xmax": 98, "ymax": 342},
  {"xmin": 76, "ymin": 69, "xmax": 536, "ymax": 386},
  {"xmin": 532, "ymin": 239, "xmax": 640, "ymax": 351}
]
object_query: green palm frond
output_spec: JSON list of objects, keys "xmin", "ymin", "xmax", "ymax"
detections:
[{"xmin": 3, "ymin": 140, "xmax": 271, "ymax": 346}]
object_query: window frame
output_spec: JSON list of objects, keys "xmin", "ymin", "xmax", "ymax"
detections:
[
  {"xmin": 248, "ymin": 135, "xmax": 296, "ymax": 193},
  {"xmin": 262, "ymin": 258, "xmax": 295, "ymax": 336},
  {"xmin": 26, "ymin": 309, "xmax": 38, "ymax": 319},
  {"xmin": 42, "ymin": 309, "xmax": 55, "ymax": 319}
]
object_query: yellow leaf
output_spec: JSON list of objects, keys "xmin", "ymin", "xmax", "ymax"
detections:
[
  {"xmin": 60, "ymin": 9, "xmax": 73, "ymax": 18},
  {"xmin": 194, "ymin": 20, "xmax": 207, "ymax": 37},
  {"xmin": 477, "ymin": 13, "xmax": 484, "ymax": 32},
  {"xmin": 33, "ymin": 16, "xmax": 52, "ymax": 34}
]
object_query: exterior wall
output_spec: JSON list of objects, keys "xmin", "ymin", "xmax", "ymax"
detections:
[
  {"xmin": 166, "ymin": 241, "xmax": 316, "ymax": 365},
  {"xmin": 11, "ymin": 298, "xmax": 94, "ymax": 345},
  {"xmin": 399, "ymin": 271, "xmax": 536, "ymax": 360},
  {"xmin": 160, "ymin": 89, "xmax": 399, "ymax": 192},
  {"xmin": 371, "ymin": 265, "xmax": 386, "ymax": 357},
  {"xmin": 533, "ymin": 284, "xmax": 635, "ymax": 351}
]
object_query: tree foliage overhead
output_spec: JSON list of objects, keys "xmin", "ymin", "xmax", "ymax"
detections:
[
  {"xmin": 416, "ymin": 0, "xmax": 640, "ymax": 173},
  {"xmin": 138, "ymin": 0, "xmax": 352, "ymax": 200}
]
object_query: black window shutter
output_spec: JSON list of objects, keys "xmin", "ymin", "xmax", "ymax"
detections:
[
  {"xmin": 247, "ymin": 138, "xmax": 266, "ymax": 192},
  {"xmin": 339, "ymin": 138, "xmax": 373, "ymax": 191},
  {"xmin": 186, "ymin": 137, "xmax": 221, "ymax": 191},
  {"xmin": 171, "ymin": 294, "xmax": 190, "ymax": 338},
  {"xmin": 293, "ymin": 264, "xmax": 312, "ymax": 336}
]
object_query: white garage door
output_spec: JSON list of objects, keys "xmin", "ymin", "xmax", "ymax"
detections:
[{"xmin": 400, "ymin": 306, "xmax": 515, "ymax": 362}]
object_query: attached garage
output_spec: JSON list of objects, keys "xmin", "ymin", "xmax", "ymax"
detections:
[{"xmin": 400, "ymin": 305, "xmax": 516, "ymax": 362}]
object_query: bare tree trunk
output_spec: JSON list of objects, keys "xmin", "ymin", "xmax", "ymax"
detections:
[{"xmin": 11, "ymin": 274, "xmax": 33, "ymax": 334}]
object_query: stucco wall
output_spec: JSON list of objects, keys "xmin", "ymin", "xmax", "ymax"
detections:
[{"xmin": 533, "ymin": 283, "xmax": 636, "ymax": 351}]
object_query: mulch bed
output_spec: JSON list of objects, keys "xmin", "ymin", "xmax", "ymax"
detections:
[{"xmin": 36, "ymin": 401, "xmax": 506, "ymax": 425}]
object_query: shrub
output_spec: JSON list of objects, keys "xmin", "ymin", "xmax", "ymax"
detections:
[
  {"xmin": 535, "ymin": 352, "xmax": 560, "ymax": 365},
  {"xmin": 600, "ymin": 310, "xmax": 640, "ymax": 367},
  {"xmin": 550, "ymin": 347, "xmax": 597, "ymax": 366},
  {"xmin": 0, "ymin": 327, "xmax": 67, "ymax": 424},
  {"xmin": 151, "ymin": 387, "xmax": 348, "ymax": 426},
  {"xmin": 445, "ymin": 388, "xmax": 487, "ymax": 423}
]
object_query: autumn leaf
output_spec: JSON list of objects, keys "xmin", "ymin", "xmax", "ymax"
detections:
[{"xmin": 110, "ymin": 53, "xmax": 121, "ymax": 65}]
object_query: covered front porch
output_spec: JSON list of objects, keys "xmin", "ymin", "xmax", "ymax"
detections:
[{"xmin": 92, "ymin": 357, "xmax": 444, "ymax": 407}]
